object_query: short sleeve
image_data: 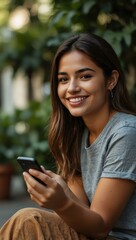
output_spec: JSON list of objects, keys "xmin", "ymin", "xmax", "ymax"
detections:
[{"xmin": 101, "ymin": 126, "xmax": 136, "ymax": 182}]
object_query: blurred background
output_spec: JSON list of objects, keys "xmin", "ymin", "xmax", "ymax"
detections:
[{"xmin": 0, "ymin": 0, "xmax": 136, "ymax": 200}]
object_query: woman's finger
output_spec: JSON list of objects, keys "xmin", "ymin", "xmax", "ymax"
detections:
[
  {"xmin": 23, "ymin": 171, "xmax": 46, "ymax": 192},
  {"xmin": 28, "ymin": 169, "xmax": 57, "ymax": 188},
  {"xmin": 40, "ymin": 165, "xmax": 46, "ymax": 173}
]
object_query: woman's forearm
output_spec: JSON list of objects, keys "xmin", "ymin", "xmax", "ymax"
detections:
[{"xmin": 55, "ymin": 198, "xmax": 107, "ymax": 238}]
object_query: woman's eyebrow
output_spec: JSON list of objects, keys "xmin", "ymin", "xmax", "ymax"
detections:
[
  {"xmin": 58, "ymin": 67, "xmax": 95, "ymax": 75},
  {"xmin": 76, "ymin": 67, "xmax": 96, "ymax": 74},
  {"xmin": 58, "ymin": 72, "xmax": 67, "ymax": 75}
]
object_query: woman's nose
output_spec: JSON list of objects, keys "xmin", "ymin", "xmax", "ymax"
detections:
[{"xmin": 67, "ymin": 79, "xmax": 81, "ymax": 93}]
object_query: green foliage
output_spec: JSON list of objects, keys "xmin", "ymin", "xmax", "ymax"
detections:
[
  {"xmin": 0, "ymin": 26, "xmax": 53, "ymax": 79},
  {"xmin": 50, "ymin": 0, "xmax": 136, "ymax": 68},
  {"xmin": 0, "ymin": 0, "xmax": 136, "ymax": 76},
  {"xmin": 0, "ymin": 97, "xmax": 56, "ymax": 172}
]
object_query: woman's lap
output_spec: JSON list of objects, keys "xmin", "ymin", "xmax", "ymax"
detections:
[
  {"xmin": 0, "ymin": 207, "xmax": 120, "ymax": 240},
  {"xmin": 0, "ymin": 207, "xmax": 91, "ymax": 240}
]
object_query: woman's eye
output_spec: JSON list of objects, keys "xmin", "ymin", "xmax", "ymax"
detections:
[
  {"xmin": 58, "ymin": 77, "xmax": 68, "ymax": 82},
  {"xmin": 80, "ymin": 74, "xmax": 92, "ymax": 80}
]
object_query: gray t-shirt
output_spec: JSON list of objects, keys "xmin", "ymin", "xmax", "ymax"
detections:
[{"xmin": 80, "ymin": 112, "xmax": 136, "ymax": 239}]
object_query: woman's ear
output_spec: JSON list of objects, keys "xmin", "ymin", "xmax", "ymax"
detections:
[{"xmin": 107, "ymin": 70, "xmax": 119, "ymax": 90}]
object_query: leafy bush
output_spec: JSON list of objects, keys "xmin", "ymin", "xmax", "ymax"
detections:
[{"xmin": 0, "ymin": 97, "xmax": 56, "ymax": 173}]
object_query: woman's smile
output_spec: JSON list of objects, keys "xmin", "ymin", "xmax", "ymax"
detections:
[{"xmin": 66, "ymin": 96, "xmax": 88, "ymax": 104}]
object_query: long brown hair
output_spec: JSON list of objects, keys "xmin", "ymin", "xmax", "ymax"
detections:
[{"xmin": 48, "ymin": 33, "xmax": 136, "ymax": 181}]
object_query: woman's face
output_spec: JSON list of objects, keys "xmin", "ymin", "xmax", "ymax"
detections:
[{"xmin": 57, "ymin": 50, "xmax": 110, "ymax": 121}]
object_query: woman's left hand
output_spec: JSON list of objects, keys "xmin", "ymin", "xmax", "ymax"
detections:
[{"xmin": 23, "ymin": 167, "xmax": 71, "ymax": 211}]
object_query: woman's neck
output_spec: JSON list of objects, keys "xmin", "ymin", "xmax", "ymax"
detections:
[{"xmin": 83, "ymin": 109, "xmax": 117, "ymax": 144}]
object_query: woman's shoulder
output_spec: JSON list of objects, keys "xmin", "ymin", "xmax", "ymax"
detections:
[
  {"xmin": 81, "ymin": 112, "xmax": 136, "ymax": 148},
  {"xmin": 111, "ymin": 112, "xmax": 136, "ymax": 130},
  {"xmin": 108, "ymin": 112, "xmax": 136, "ymax": 143}
]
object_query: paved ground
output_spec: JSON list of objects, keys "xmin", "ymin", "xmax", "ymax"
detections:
[{"xmin": 0, "ymin": 175, "xmax": 40, "ymax": 228}]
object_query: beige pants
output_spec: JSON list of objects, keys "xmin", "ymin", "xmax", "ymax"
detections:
[{"xmin": 0, "ymin": 207, "xmax": 116, "ymax": 240}]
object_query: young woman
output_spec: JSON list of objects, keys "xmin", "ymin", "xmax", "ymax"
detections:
[{"xmin": 1, "ymin": 33, "xmax": 136, "ymax": 240}]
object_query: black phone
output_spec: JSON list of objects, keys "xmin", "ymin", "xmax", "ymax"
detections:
[{"xmin": 17, "ymin": 156, "xmax": 46, "ymax": 186}]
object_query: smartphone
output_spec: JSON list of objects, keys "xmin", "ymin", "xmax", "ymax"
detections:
[{"xmin": 17, "ymin": 156, "xmax": 46, "ymax": 186}]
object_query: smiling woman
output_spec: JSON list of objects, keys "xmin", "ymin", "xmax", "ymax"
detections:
[
  {"xmin": 1, "ymin": 33, "xmax": 136, "ymax": 240},
  {"xmin": 57, "ymin": 50, "xmax": 113, "ymax": 119}
]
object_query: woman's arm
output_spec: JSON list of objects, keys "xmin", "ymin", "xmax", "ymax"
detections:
[
  {"xmin": 23, "ymin": 169, "xmax": 135, "ymax": 239},
  {"xmin": 68, "ymin": 176, "xmax": 89, "ymax": 206},
  {"xmin": 57, "ymin": 177, "xmax": 135, "ymax": 238}
]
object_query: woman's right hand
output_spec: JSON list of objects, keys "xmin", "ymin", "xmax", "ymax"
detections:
[{"xmin": 23, "ymin": 167, "xmax": 75, "ymax": 211}]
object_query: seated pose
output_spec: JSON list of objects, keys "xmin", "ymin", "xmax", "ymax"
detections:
[{"xmin": 1, "ymin": 33, "xmax": 136, "ymax": 240}]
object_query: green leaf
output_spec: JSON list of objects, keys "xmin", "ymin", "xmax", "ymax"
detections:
[
  {"xmin": 52, "ymin": 11, "xmax": 66, "ymax": 24},
  {"xmin": 122, "ymin": 23, "xmax": 136, "ymax": 46},
  {"xmin": 123, "ymin": 34, "xmax": 131, "ymax": 46},
  {"xmin": 103, "ymin": 31, "xmax": 122, "ymax": 56},
  {"xmin": 65, "ymin": 10, "xmax": 75, "ymax": 26},
  {"xmin": 83, "ymin": 0, "xmax": 96, "ymax": 14}
]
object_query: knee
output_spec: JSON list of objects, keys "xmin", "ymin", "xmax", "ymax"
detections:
[
  {"xmin": 10, "ymin": 208, "xmax": 38, "ymax": 225},
  {"xmin": 11, "ymin": 207, "xmax": 57, "ymax": 229},
  {"xmin": 12, "ymin": 207, "xmax": 40, "ymax": 222}
]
